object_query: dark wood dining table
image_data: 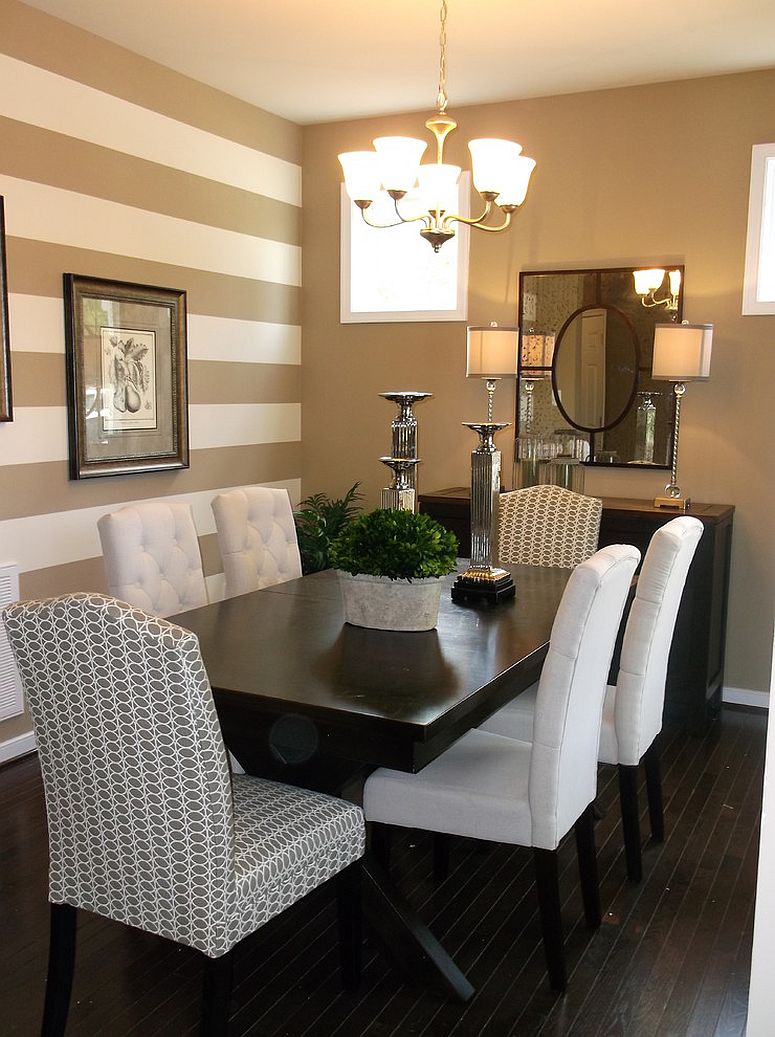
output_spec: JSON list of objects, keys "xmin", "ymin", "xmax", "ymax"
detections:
[{"xmin": 176, "ymin": 563, "xmax": 570, "ymax": 1001}]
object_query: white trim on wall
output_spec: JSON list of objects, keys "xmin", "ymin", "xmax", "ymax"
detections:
[
  {"xmin": 722, "ymin": 686, "xmax": 770, "ymax": 709},
  {"xmin": 0, "ymin": 730, "xmax": 36, "ymax": 766},
  {"xmin": 742, "ymin": 142, "xmax": 775, "ymax": 315}
]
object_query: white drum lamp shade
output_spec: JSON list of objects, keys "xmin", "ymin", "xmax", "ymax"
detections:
[
  {"xmin": 652, "ymin": 323, "xmax": 713, "ymax": 381},
  {"xmin": 466, "ymin": 325, "xmax": 519, "ymax": 378}
]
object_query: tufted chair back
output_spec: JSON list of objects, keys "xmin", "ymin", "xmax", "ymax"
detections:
[
  {"xmin": 1, "ymin": 593, "xmax": 236, "ymax": 954},
  {"xmin": 499, "ymin": 484, "xmax": 602, "ymax": 568},
  {"xmin": 211, "ymin": 486, "xmax": 302, "ymax": 598},
  {"xmin": 97, "ymin": 502, "xmax": 208, "ymax": 618},
  {"xmin": 528, "ymin": 544, "xmax": 640, "ymax": 849}
]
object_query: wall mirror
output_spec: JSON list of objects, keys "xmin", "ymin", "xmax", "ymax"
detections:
[{"xmin": 516, "ymin": 266, "xmax": 684, "ymax": 470}]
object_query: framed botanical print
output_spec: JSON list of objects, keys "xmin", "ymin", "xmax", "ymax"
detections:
[
  {"xmin": 0, "ymin": 196, "xmax": 12, "ymax": 422},
  {"xmin": 64, "ymin": 274, "xmax": 188, "ymax": 479}
]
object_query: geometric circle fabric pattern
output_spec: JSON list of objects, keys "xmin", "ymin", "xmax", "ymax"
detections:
[
  {"xmin": 498, "ymin": 485, "xmax": 603, "ymax": 568},
  {"xmin": 1, "ymin": 593, "xmax": 365, "ymax": 958}
]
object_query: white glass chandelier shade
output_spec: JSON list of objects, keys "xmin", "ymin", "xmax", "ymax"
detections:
[
  {"xmin": 338, "ymin": 151, "xmax": 384, "ymax": 203},
  {"xmin": 417, "ymin": 163, "xmax": 461, "ymax": 213},
  {"xmin": 494, "ymin": 156, "xmax": 537, "ymax": 207},
  {"xmin": 651, "ymin": 323, "xmax": 713, "ymax": 381},
  {"xmin": 668, "ymin": 268, "xmax": 682, "ymax": 297},
  {"xmin": 467, "ymin": 138, "xmax": 522, "ymax": 194},
  {"xmin": 373, "ymin": 136, "xmax": 428, "ymax": 194}
]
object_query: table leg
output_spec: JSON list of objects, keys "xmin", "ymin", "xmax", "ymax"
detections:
[{"xmin": 362, "ymin": 855, "xmax": 475, "ymax": 1003}]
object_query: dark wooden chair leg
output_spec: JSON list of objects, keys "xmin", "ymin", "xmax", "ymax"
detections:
[
  {"xmin": 433, "ymin": 833, "xmax": 451, "ymax": 882},
  {"xmin": 369, "ymin": 822, "xmax": 392, "ymax": 874},
  {"xmin": 336, "ymin": 860, "xmax": 363, "ymax": 990},
  {"xmin": 41, "ymin": 902, "xmax": 77, "ymax": 1037},
  {"xmin": 644, "ymin": 744, "xmax": 665, "ymax": 842},
  {"xmin": 573, "ymin": 804, "xmax": 601, "ymax": 928},
  {"xmin": 201, "ymin": 949, "xmax": 234, "ymax": 1037},
  {"xmin": 618, "ymin": 763, "xmax": 643, "ymax": 883},
  {"xmin": 532, "ymin": 848, "xmax": 567, "ymax": 992}
]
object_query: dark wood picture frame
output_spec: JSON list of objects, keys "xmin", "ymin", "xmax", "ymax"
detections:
[
  {"xmin": 0, "ymin": 197, "xmax": 12, "ymax": 423},
  {"xmin": 64, "ymin": 274, "xmax": 188, "ymax": 479}
]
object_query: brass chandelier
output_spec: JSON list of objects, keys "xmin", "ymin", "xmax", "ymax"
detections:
[{"xmin": 338, "ymin": 0, "xmax": 536, "ymax": 252}]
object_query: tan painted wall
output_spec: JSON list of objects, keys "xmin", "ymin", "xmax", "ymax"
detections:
[
  {"xmin": 0, "ymin": 0, "xmax": 302, "ymax": 747},
  {"xmin": 302, "ymin": 69, "xmax": 775, "ymax": 695}
]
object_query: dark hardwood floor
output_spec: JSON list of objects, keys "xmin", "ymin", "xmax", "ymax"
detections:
[{"xmin": 0, "ymin": 707, "xmax": 765, "ymax": 1036}]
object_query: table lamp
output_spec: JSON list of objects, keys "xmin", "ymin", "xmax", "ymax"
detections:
[
  {"xmin": 452, "ymin": 324, "xmax": 519, "ymax": 605},
  {"xmin": 651, "ymin": 321, "xmax": 713, "ymax": 510}
]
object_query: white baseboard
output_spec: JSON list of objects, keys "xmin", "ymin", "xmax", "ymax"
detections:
[
  {"xmin": 723, "ymin": 686, "xmax": 769, "ymax": 710},
  {"xmin": 0, "ymin": 730, "xmax": 36, "ymax": 765}
]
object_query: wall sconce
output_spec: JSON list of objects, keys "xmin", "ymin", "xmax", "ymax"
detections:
[
  {"xmin": 633, "ymin": 268, "xmax": 682, "ymax": 311},
  {"xmin": 651, "ymin": 321, "xmax": 713, "ymax": 510}
]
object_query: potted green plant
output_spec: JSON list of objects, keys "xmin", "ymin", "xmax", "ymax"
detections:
[
  {"xmin": 293, "ymin": 483, "xmax": 363, "ymax": 574},
  {"xmin": 330, "ymin": 508, "xmax": 458, "ymax": 631}
]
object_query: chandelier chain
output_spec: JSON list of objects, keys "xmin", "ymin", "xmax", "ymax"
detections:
[{"xmin": 437, "ymin": 0, "xmax": 448, "ymax": 114}]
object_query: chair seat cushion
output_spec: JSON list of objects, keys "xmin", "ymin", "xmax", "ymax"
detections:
[
  {"xmin": 479, "ymin": 682, "xmax": 538, "ymax": 741},
  {"xmin": 222, "ymin": 775, "xmax": 364, "ymax": 954},
  {"xmin": 363, "ymin": 729, "xmax": 534, "ymax": 846}
]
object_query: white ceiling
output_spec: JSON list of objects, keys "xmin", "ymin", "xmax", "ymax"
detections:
[{"xmin": 22, "ymin": 0, "xmax": 775, "ymax": 125}]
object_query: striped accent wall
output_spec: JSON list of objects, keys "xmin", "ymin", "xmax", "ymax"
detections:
[{"xmin": 0, "ymin": 0, "xmax": 303, "ymax": 746}]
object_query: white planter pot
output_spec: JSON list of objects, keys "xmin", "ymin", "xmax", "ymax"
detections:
[{"xmin": 336, "ymin": 571, "xmax": 443, "ymax": 631}]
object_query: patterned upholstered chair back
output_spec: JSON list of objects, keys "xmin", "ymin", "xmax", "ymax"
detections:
[
  {"xmin": 97, "ymin": 501, "xmax": 208, "ymax": 618},
  {"xmin": 498, "ymin": 484, "xmax": 602, "ymax": 568},
  {"xmin": 1, "ymin": 594, "xmax": 236, "ymax": 953},
  {"xmin": 211, "ymin": 486, "xmax": 302, "ymax": 598}
]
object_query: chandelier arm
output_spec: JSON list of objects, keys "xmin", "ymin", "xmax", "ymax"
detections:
[
  {"xmin": 359, "ymin": 208, "xmax": 406, "ymax": 231},
  {"xmin": 443, "ymin": 198, "xmax": 495, "ymax": 228},
  {"xmin": 393, "ymin": 198, "xmax": 432, "ymax": 228},
  {"xmin": 471, "ymin": 210, "xmax": 514, "ymax": 233}
]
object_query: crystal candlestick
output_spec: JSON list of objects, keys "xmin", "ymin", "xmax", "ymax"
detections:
[
  {"xmin": 379, "ymin": 391, "xmax": 432, "ymax": 495},
  {"xmin": 452, "ymin": 421, "xmax": 515, "ymax": 604}
]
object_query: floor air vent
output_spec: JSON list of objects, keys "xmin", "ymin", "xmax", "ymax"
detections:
[{"xmin": 0, "ymin": 564, "xmax": 24, "ymax": 721}]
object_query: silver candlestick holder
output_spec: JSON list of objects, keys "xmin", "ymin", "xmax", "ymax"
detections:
[
  {"xmin": 379, "ymin": 456, "xmax": 420, "ymax": 512},
  {"xmin": 379, "ymin": 391, "xmax": 432, "ymax": 495},
  {"xmin": 452, "ymin": 421, "xmax": 515, "ymax": 605}
]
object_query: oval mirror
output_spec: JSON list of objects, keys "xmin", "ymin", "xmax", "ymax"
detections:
[{"xmin": 551, "ymin": 304, "xmax": 640, "ymax": 434}]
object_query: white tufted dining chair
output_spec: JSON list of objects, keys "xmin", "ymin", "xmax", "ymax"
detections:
[
  {"xmin": 97, "ymin": 501, "xmax": 208, "ymax": 618},
  {"xmin": 363, "ymin": 544, "xmax": 640, "ymax": 991},
  {"xmin": 482, "ymin": 515, "xmax": 703, "ymax": 882},
  {"xmin": 1, "ymin": 593, "xmax": 365, "ymax": 1036},
  {"xmin": 211, "ymin": 486, "xmax": 302, "ymax": 598},
  {"xmin": 498, "ymin": 484, "xmax": 602, "ymax": 568}
]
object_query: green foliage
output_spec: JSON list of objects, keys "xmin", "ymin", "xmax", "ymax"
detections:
[
  {"xmin": 294, "ymin": 483, "xmax": 364, "ymax": 574},
  {"xmin": 330, "ymin": 508, "xmax": 458, "ymax": 581}
]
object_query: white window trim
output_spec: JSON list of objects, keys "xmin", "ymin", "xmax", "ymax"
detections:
[{"xmin": 742, "ymin": 143, "xmax": 775, "ymax": 315}]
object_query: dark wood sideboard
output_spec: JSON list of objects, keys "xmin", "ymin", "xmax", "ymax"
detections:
[{"xmin": 418, "ymin": 488, "xmax": 734, "ymax": 735}]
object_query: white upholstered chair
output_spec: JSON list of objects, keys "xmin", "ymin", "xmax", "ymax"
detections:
[
  {"xmin": 363, "ymin": 544, "xmax": 640, "ymax": 991},
  {"xmin": 498, "ymin": 484, "xmax": 602, "ymax": 567},
  {"xmin": 211, "ymin": 486, "xmax": 302, "ymax": 598},
  {"xmin": 97, "ymin": 501, "xmax": 208, "ymax": 618},
  {"xmin": 482, "ymin": 515, "xmax": 703, "ymax": 881},
  {"xmin": 1, "ymin": 593, "xmax": 365, "ymax": 1036}
]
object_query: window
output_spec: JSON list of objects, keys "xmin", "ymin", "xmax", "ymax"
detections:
[
  {"xmin": 743, "ymin": 143, "xmax": 775, "ymax": 315},
  {"xmin": 340, "ymin": 175, "xmax": 470, "ymax": 323}
]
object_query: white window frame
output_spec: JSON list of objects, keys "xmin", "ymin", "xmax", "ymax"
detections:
[
  {"xmin": 742, "ymin": 143, "xmax": 775, "ymax": 315},
  {"xmin": 340, "ymin": 174, "xmax": 470, "ymax": 324}
]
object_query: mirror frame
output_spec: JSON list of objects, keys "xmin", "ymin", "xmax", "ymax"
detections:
[
  {"xmin": 517, "ymin": 265, "xmax": 685, "ymax": 469},
  {"xmin": 551, "ymin": 302, "xmax": 641, "ymax": 434}
]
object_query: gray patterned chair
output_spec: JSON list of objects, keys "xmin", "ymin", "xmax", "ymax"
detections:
[
  {"xmin": 1, "ymin": 593, "xmax": 365, "ymax": 1036},
  {"xmin": 498, "ymin": 484, "xmax": 602, "ymax": 568}
]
